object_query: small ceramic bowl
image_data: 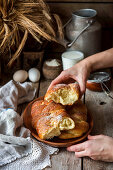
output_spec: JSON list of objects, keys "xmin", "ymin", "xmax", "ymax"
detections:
[
  {"xmin": 42, "ymin": 59, "xmax": 62, "ymax": 80},
  {"xmin": 86, "ymin": 72, "xmax": 112, "ymax": 92}
]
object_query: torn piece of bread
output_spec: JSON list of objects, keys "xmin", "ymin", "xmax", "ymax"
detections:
[
  {"xmin": 59, "ymin": 119, "xmax": 89, "ymax": 139},
  {"xmin": 59, "ymin": 100, "xmax": 89, "ymax": 139},
  {"xmin": 31, "ymin": 100, "xmax": 75, "ymax": 140},
  {"xmin": 44, "ymin": 83, "xmax": 80, "ymax": 105}
]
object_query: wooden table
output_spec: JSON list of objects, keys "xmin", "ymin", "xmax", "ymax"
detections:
[{"xmin": 1, "ymin": 75, "xmax": 113, "ymax": 170}]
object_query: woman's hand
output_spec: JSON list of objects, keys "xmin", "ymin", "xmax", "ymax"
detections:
[
  {"xmin": 48, "ymin": 60, "xmax": 91, "ymax": 94},
  {"xmin": 48, "ymin": 48, "xmax": 113, "ymax": 94},
  {"xmin": 67, "ymin": 135, "xmax": 113, "ymax": 162}
]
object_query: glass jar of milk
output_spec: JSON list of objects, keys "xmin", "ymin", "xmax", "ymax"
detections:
[{"xmin": 61, "ymin": 50, "xmax": 84, "ymax": 70}]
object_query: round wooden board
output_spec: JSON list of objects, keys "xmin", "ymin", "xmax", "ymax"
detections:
[{"xmin": 23, "ymin": 96, "xmax": 93, "ymax": 147}]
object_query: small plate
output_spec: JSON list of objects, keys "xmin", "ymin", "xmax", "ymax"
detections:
[{"xmin": 23, "ymin": 97, "xmax": 93, "ymax": 147}]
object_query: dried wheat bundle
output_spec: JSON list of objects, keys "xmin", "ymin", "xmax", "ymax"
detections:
[{"xmin": 0, "ymin": 0, "xmax": 63, "ymax": 66}]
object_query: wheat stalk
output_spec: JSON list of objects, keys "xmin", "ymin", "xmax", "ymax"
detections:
[
  {"xmin": 53, "ymin": 14, "xmax": 64, "ymax": 40},
  {"xmin": 7, "ymin": 29, "xmax": 28, "ymax": 67},
  {"xmin": 0, "ymin": 0, "xmax": 63, "ymax": 67}
]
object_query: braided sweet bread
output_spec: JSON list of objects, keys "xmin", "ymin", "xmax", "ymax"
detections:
[
  {"xmin": 31, "ymin": 100, "xmax": 75, "ymax": 140},
  {"xmin": 31, "ymin": 83, "xmax": 89, "ymax": 140}
]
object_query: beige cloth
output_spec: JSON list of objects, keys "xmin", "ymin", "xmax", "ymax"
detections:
[
  {"xmin": 0, "ymin": 109, "xmax": 32, "ymax": 166},
  {"xmin": 0, "ymin": 80, "xmax": 37, "ymax": 112},
  {"xmin": 0, "ymin": 80, "xmax": 37, "ymax": 166},
  {"xmin": 0, "ymin": 80, "xmax": 59, "ymax": 170}
]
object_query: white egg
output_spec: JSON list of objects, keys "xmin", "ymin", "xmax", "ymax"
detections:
[
  {"xmin": 13, "ymin": 70, "xmax": 28, "ymax": 83},
  {"xmin": 28, "ymin": 68, "xmax": 40, "ymax": 82}
]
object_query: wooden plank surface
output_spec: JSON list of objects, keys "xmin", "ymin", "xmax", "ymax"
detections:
[
  {"xmin": 39, "ymin": 80, "xmax": 82, "ymax": 170},
  {"xmin": 83, "ymin": 82, "xmax": 113, "ymax": 170}
]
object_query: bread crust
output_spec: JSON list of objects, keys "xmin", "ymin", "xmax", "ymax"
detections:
[
  {"xmin": 31, "ymin": 100, "xmax": 75, "ymax": 139},
  {"xmin": 59, "ymin": 100, "xmax": 89, "ymax": 139},
  {"xmin": 66, "ymin": 100, "xmax": 87, "ymax": 121}
]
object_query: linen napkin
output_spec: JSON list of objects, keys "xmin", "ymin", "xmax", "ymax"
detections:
[
  {"xmin": 0, "ymin": 80, "xmax": 37, "ymax": 166},
  {"xmin": 0, "ymin": 109, "xmax": 32, "ymax": 166},
  {"xmin": 0, "ymin": 80, "xmax": 58, "ymax": 170},
  {"xmin": 0, "ymin": 80, "xmax": 37, "ymax": 112}
]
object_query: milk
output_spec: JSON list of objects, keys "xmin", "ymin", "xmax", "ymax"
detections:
[{"xmin": 61, "ymin": 51, "xmax": 84, "ymax": 70}]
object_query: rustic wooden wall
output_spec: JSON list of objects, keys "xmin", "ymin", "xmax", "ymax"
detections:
[{"xmin": 45, "ymin": 0, "xmax": 113, "ymax": 59}]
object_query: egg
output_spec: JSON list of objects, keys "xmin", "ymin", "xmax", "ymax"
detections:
[
  {"xmin": 28, "ymin": 68, "xmax": 40, "ymax": 82},
  {"xmin": 13, "ymin": 70, "xmax": 28, "ymax": 83}
]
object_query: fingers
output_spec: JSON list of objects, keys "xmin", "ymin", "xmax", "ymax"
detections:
[
  {"xmin": 48, "ymin": 80, "xmax": 56, "ymax": 91},
  {"xmin": 48, "ymin": 71, "xmax": 69, "ymax": 90},
  {"xmin": 88, "ymin": 135, "xmax": 104, "ymax": 140},
  {"xmin": 48, "ymin": 68, "xmax": 87, "ymax": 95},
  {"xmin": 48, "ymin": 75, "xmax": 63, "ymax": 91},
  {"xmin": 67, "ymin": 135, "xmax": 107, "ymax": 160},
  {"xmin": 67, "ymin": 143, "xmax": 86, "ymax": 152},
  {"xmin": 73, "ymin": 76, "xmax": 86, "ymax": 95},
  {"xmin": 67, "ymin": 143, "xmax": 89, "ymax": 158},
  {"xmin": 75, "ymin": 150, "xmax": 87, "ymax": 158},
  {"xmin": 79, "ymin": 80, "xmax": 86, "ymax": 95},
  {"xmin": 88, "ymin": 135, "xmax": 97, "ymax": 140}
]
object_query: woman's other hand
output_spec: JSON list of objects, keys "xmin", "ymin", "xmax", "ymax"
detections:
[{"xmin": 67, "ymin": 135, "xmax": 113, "ymax": 162}]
